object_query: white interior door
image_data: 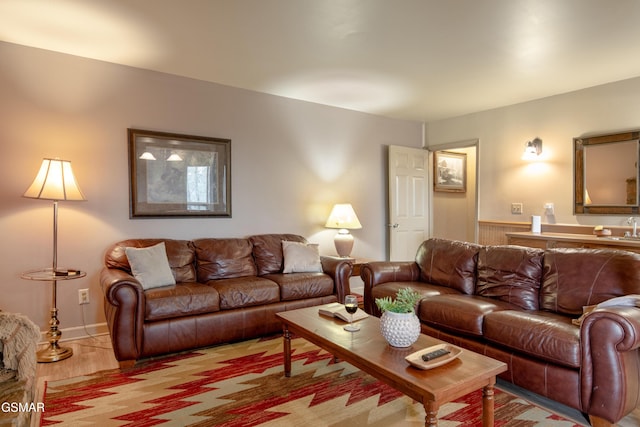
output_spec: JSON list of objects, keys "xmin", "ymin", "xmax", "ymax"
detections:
[{"xmin": 388, "ymin": 145, "xmax": 430, "ymax": 261}]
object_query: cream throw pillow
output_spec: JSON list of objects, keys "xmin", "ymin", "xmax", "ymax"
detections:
[
  {"xmin": 282, "ymin": 241, "xmax": 322, "ymax": 273},
  {"xmin": 125, "ymin": 242, "xmax": 176, "ymax": 289}
]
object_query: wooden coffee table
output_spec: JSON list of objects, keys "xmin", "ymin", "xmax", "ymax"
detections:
[{"xmin": 276, "ymin": 305, "xmax": 507, "ymax": 427}]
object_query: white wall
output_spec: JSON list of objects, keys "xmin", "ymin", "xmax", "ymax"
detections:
[
  {"xmin": 0, "ymin": 42, "xmax": 422, "ymax": 335},
  {"xmin": 426, "ymin": 76, "xmax": 640, "ymax": 228}
]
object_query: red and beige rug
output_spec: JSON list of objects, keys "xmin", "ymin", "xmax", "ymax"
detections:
[{"xmin": 40, "ymin": 336, "xmax": 583, "ymax": 426}]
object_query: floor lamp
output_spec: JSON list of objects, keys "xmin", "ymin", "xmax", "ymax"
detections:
[{"xmin": 23, "ymin": 158, "xmax": 86, "ymax": 362}]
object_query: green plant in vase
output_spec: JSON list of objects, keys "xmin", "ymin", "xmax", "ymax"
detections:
[
  {"xmin": 375, "ymin": 287, "xmax": 421, "ymax": 314},
  {"xmin": 375, "ymin": 287, "xmax": 422, "ymax": 347}
]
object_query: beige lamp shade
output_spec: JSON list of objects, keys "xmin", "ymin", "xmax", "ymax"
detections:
[
  {"xmin": 325, "ymin": 203, "xmax": 362, "ymax": 257},
  {"xmin": 23, "ymin": 158, "xmax": 86, "ymax": 201},
  {"xmin": 325, "ymin": 203, "xmax": 362, "ymax": 230}
]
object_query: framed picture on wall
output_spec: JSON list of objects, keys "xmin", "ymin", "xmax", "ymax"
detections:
[
  {"xmin": 434, "ymin": 150, "xmax": 466, "ymax": 193},
  {"xmin": 128, "ymin": 128, "xmax": 231, "ymax": 218}
]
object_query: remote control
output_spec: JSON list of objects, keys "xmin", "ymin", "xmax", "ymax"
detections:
[{"xmin": 421, "ymin": 348, "xmax": 451, "ymax": 361}]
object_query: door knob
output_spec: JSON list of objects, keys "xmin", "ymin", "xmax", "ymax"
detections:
[{"xmin": 387, "ymin": 223, "xmax": 399, "ymax": 228}]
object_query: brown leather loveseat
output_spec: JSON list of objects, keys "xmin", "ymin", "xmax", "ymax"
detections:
[
  {"xmin": 101, "ymin": 234, "xmax": 352, "ymax": 368},
  {"xmin": 361, "ymin": 238, "xmax": 640, "ymax": 427}
]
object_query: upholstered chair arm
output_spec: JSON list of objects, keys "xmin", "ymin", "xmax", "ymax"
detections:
[
  {"xmin": 100, "ymin": 268, "xmax": 146, "ymax": 366},
  {"xmin": 580, "ymin": 306, "xmax": 640, "ymax": 425},
  {"xmin": 360, "ymin": 262, "xmax": 420, "ymax": 314},
  {"xmin": 320, "ymin": 256, "xmax": 353, "ymax": 303}
]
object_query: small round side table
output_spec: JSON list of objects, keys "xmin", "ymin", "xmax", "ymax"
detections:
[{"xmin": 21, "ymin": 268, "xmax": 86, "ymax": 363}]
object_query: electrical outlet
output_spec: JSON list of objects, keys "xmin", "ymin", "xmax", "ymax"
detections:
[
  {"xmin": 78, "ymin": 289, "xmax": 89, "ymax": 305},
  {"xmin": 511, "ymin": 203, "xmax": 523, "ymax": 215}
]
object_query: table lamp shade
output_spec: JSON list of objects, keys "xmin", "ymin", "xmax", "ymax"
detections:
[
  {"xmin": 325, "ymin": 203, "xmax": 362, "ymax": 257},
  {"xmin": 23, "ymin": 158, "xmax": 86, "ymax": 201},
  {"xmin": 324, "ymin": 203, "xmax": 362, "ymax": 230}
]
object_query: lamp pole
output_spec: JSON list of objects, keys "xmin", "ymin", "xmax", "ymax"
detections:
[{"xmin": 42, "ymin": 199, "xmax": 70, "ymax": 362}]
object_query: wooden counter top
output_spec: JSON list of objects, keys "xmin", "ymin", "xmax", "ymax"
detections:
[{"xmin": 505, "ymin": 231, "xmax": 640, "ymax": 253}]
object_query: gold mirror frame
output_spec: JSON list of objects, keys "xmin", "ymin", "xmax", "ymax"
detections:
[{"xmin": 574, "ymin": 130, "xmax": 640, "ymax": 215}]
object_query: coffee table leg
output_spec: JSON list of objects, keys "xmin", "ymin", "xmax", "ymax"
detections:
[
  {"xmin": 424, "ymin": 400, "xmax": 438, "ymax": 427},
  {"xmin": 283, "ymin": 325, "xmax": 291, "ymax": 377},
  {"xmin": 482, "ymin": 382, "xmax": 496, "ymax": 427}
]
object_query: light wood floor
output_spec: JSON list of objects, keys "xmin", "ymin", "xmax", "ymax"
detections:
[
  {"xmin": 34, "ymin": 335, "xmax": 640, "ymax": 427},
  {"xmin": 36, "ymin": 334, "xmax": 119, "ymax": 383}
]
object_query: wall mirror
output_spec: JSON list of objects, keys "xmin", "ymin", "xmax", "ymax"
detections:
[{"xmin": 574, "ymin": 130, "xmax": 640, "ymax": 214}]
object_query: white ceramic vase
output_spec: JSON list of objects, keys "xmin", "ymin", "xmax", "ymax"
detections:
[{"xmin": 380, "ymin": 310, "xmax": 421, "ymax": 347}]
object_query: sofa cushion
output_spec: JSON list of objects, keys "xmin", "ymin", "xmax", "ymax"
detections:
[
  {"xmin": 249, "ymin": 234, "xmax": 307, "ymax": 275},
  {"xmin": 483, "ymin": 310, "xmax": 581, "ymax": 369},
  {"xmin": 207, "ymin": 277, "xmax": 280, "ymax": 309},
  {"xmin": 194, "ymin": 238, "xmax": 257, "ymax": 281},
  {"xmin": 263, "ymin": 272, "xmax": 334, "ymax": 301},
  {"xmin": 105, "ymin": 239, "xmax": 197, "ymax": 282},
  {"xmin": 418, "ymin": 294, "xmax": 516, "ymax": 337},
  {"xmin": 476, "ymin": 245, "xmax": 544, "ymax": 310},
  {"xmin": 145, "ymin": 282, "xmax": 220, "ymax": 321},
  {"xmin": 125, "ymin": 242, "xmax": 176, "ymax": 290},
  {"xmin": 282, "ymin": 241, "xmax": 322, "ymax": 273},
  {"xmin": 541, "ymin": 248, "xmax": 640, "ymax": 315},
  {"xmin": 415, "ymin": 238, "xmax": 480, "ymax": 295}
]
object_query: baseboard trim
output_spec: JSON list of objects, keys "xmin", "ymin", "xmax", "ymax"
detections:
[{"xmin": 39, "ymin": 322, "xmax": 109, "ymax": 344}]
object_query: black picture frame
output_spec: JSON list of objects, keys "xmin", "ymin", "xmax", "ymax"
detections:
[{"xmin": 128, "ymin": 128, "xmax": 231, "ymax": 218}]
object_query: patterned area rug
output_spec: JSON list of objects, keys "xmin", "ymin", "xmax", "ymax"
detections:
[{"xmin": 41, "ymin": 336, "xmax": 582, "ymax": 426}]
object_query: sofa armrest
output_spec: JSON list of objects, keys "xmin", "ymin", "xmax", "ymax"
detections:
[
  {"xmin": 360, "ymin": 262, "xmax": 421, "ymax": 314},
  {"xmin": 320, "ymin": 256, "xmax": 353, "ymax": 303},
  {"xmin": 580, "ymin": 306, "xmax": 640, "ymax": 423},
  {"xmin": 100, "ymin": 268, "xmax": 146, "ymax": 363}
]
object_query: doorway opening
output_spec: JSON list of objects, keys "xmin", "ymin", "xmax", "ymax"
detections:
[{"xmin": 430, "ymin": 139, "xmax": 479, "ymax": 243}]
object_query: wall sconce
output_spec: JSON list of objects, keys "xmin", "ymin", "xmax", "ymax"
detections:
[
  {"xmin": 522, "ymin": 138, "xmax": 542, "ymax": 160},
  {"xmin": 139, "ymin": 151, "xmax": 183, "ymax": 161},
  {"xmin": 139, "ymin": 151, "xmax": 156, "ymax": 160},
  {"xmin": 325, "ymin": 203, "xmax": 362, "ymax": 257}
]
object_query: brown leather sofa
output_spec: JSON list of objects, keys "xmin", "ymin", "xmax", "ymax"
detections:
[
  {"xmin": 101, "ymin": 234, "xmax": 352, "ymax": 368},
  {"xmin": 361, "ymin": 238, "xmax": 640, "ymax": 427}
]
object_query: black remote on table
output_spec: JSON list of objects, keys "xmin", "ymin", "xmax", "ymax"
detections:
[{"xmin": 421, "ymin": 348, "xmax": 451, "ymax": 361}]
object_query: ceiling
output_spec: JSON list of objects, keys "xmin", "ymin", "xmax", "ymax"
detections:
[{"xmin": 2, "ymin": 0, "xmax": 640, "ymax": 122}]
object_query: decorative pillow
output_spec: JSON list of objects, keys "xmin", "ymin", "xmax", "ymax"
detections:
[
  {"xmin": 282, "ymin": 241, "xmax": 322, "ymax": 273},
  {"xmin": 125, "ymin": 242, "xmax": 176, "ymax": 289}
]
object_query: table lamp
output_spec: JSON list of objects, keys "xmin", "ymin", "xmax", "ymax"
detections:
[
  {"xmin": 23, "ymin": 158, "xmax": 86, "ymax": 362},
  {"xmin": 325, "ymin": 203, "xmax": 362, "ymax": 257}
]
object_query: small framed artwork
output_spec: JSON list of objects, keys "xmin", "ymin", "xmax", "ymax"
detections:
[
  {"xmin": 128, "ymin": 128, "xmax": 231, "ymax": 218},
  {"xmin": 434, "ymin": 150, "xmax": 466, "ymax": 193}
]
